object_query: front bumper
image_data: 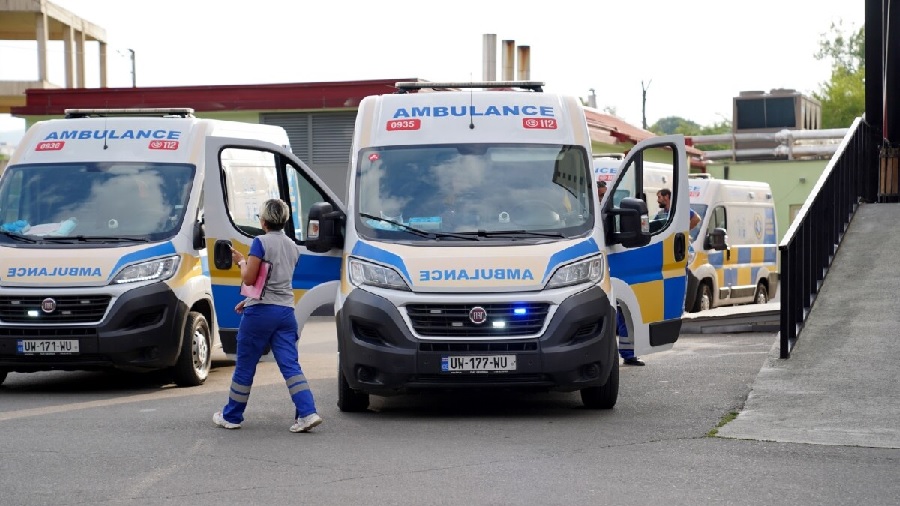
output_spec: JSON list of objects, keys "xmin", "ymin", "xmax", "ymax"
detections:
[
  {"xmin": 336, "ymin": 285, "xmax": 616, "ymax": 396},
  {"xmin": 0, "ymin": 283, "xmax": 188, "ymax": 373}
]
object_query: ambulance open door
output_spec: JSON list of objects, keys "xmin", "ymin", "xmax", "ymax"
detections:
[
  {"xmin": 201, "ymin": 136, "xmax": 344, "ymax": 355},
  {"xmin": 603, "ymin": 135, "xmax": 690, "ymax": 355}
]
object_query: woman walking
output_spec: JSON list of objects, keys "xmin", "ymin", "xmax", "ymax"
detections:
[{"xmin": 213, "ymin": 198, "xmax": 322, "ymax": 433}]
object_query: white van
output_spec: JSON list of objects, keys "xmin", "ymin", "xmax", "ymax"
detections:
[
  {"xmin": 0, "ymin": 108, "xmax": 343, "ymax": 387},
  {"xmin": 686, "ymin": 176, "xmax": 778, "ymax": 312},
  {"xmin": 303, "ymin": 81, "xmax": 693, "ymax": 411},
  {"xmin": 594, "ymin": 154, "xmax": 674, "ymax": 217}
]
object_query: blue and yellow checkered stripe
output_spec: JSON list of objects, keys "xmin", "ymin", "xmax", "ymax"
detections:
[
  {"xmin": 698, "ymin": 245, "xmax": 777, "ymax": 287},
  {"xmin": 608, "ymin": 234, "xmax": 687, "ymax": 323},
  {"xmin": 210, "ymin": 239, "xmax": 341, "ymax": 328}
]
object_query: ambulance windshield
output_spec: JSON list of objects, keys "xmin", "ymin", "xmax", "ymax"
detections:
[
  {"xmin": 355, "ymin": 143, "xmax": 593, "ymax": 241},
  {"xmin": 0, "ymin": 162, "xmax": 195, "ymax": 242}
]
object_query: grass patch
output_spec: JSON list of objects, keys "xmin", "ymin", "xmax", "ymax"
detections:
[{"xmin": 707, "ymin": 410, "xmax": 739, "ymax": 437}]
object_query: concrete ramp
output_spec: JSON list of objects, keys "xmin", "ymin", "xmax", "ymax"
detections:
[{"xmin": 718, "ymin": 202, "xmax": 900, "ymax": 448}]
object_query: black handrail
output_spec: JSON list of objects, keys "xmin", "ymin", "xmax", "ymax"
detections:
[{"xmin": 778, "ymin": 117, "xmax": 880, "ymax": 358}]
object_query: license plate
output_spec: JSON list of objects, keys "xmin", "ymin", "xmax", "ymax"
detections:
[
  {"xmin": 441, "ymin": 355, "xmax": 516, "ymax": 372},
  {"xmin": 16, "ymin": 339, "xmax": 80, "ymax": 355}
]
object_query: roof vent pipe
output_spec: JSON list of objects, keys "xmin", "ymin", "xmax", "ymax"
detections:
[
  {"xmin": 517, "ymin": 45, "xmax": 530, "ymax": 80},
  {"xmin": 482, "ymin": 34, "xmax": 497, "ymax": 81},
  {"xmin": 501, "ymin": 40, "xmax": 515, "ymax": 81}
]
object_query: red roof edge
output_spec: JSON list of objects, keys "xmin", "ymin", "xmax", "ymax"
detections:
[
  {"xmin": 11, "ymin": 78, "xmax": 420, "ymax": 115},
  {"xmin": 583, "ymin": 107, "xmax": 706, "ymax": 168}
]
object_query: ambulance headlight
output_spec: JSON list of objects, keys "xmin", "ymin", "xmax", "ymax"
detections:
[
  {"xmin": 348, "ymin": 258, "xmax": 410, "ymax": 291},
  {"xmin": 110, "ymin": 256, "xmax": 181, "ymax": 284},
  {"xmin": 547, "ymin": 255, "xmax": 604, "ymax": 289}
]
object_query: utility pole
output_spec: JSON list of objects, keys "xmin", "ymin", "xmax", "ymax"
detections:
[
  {"xmin": 129, "ymin": 49, "xmax": 136, "ymax": 87},
  {"xmin": 641, "ymin": 80, "xmax": 651, "ymax": 130}
]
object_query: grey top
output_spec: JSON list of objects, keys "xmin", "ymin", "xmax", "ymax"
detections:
[{"xmin": 245, "ymin": 230, "xmax": 299, "ymax": 308}]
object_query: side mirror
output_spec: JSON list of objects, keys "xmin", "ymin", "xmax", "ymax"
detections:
[
  {"xmin": 704, "ymin": 227, "xmax": 728, "ymax": 251},
  {"xmin": 192, "ymin": 219, "xmax": 206, "ymax": 250},
  {"xmin": 306, "ymin": 201, "xmax": 344, "ymax": 253},
  {"xmin": 608, "ymin": 197, "xmax": 651, "ymax": 248}
]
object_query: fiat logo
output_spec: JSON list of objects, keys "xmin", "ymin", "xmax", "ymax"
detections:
[
  {"xmin": 41, "ymin": 298, "xmax": 57, "ymax": 314},
  {"xmin": 469, "ymin": 306, "xmax": 487, "ymax": 325}
]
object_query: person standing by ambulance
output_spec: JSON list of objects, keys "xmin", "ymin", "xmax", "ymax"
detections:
[
  {"xmin": 597, "ymin": 177, "xmax": 644, "ymax": 366},
  {"xmin": 656, "ymin": 188, "xmax": 700, "ymax": 229},
  {"xmin": 213, "ymin": 198, "xmax": 323, "ymax": 433}
]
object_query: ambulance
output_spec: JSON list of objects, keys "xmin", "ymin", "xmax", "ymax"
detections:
[
  {"xmin": 0, "ymin": 90, "xmax": 693, "ymax": 411},
  {"xmin": 0, "ymin": 108, "xmax": 343, "ymax": 387},
  {"xmin": 685, "ymin": 176, "xmax": 778, "ymax": 312},
  {"xmin": 594, "ymin": 153, "xmax": 674, "ymax": 216},
  {"xmin": 303, "ymin": 81, "xmax": 693, "ymax": 411}
]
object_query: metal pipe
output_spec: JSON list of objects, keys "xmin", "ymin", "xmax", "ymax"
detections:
[
  {"xmin": 517, "ymin": 45, "xmax": 530, "ymax": 80},
  {"xmin": 501, "ymin": 40, "xmax": 515, "ymax": 81},
  {"xmin": 689, "ymin": 128, "xmax": 849, "ymax": 145},
  {"xmin": 482, "ymin": 34, "xmax": 497, "ymax": 81}
]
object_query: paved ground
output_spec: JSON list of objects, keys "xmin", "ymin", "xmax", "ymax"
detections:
[{"xmin": 716, "ymin": 203, "xmax": 900, "ymax": 449}]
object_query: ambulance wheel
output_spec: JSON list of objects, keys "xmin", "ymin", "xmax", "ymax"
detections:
[
  {"xmin": 337, "ymin": 357, "xmax": 369, "ymax": 412},
  {"xmin": 171, "ymin": 311, "xmax": 212, "ymax": 387},
  {"xmin": 754, "ymin": 282, "xmax": 769, "ymax": 305},
  {"xmin": 0, "ymin": 369, "xmax": 7, "ymax": 386},
  {"xmin": 693, "ymin": 283, "xmax": 712, "ymax": 312},
  {"xmin": 580, "ymin": 359, "xmax": 619, "ymax": 409}
]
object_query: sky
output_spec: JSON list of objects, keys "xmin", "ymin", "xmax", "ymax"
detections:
[{"xmin": 0, "ymin": 0, "xmax": 865, "ymax": 139}]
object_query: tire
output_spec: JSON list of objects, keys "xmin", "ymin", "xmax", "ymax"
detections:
[
  {"xmin": 754, "ymin": 282, "xmax": 769, "ymax": 305},
  {"xmin": 580, "ymin": 358, "xmax": 619, "ymax": 409},
  {"xmin": 171, "ymin": 311, "xmax": 212, "ymax": 387},
  {"xmin": 692, "ymin": 282, "xmax": 713, "ymax": 313},
  {"xmin": 337, "ymin": 355, "xmax": 369, "ymax": 412}
]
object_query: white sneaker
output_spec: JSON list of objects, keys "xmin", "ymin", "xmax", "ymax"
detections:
[
  {"xmin": 213, "ymin": 411, "xmax": 241, "ymax": 429},
  {"xmin": 290, "ymin": 412, "xmax": 323, "ymax": 433}
]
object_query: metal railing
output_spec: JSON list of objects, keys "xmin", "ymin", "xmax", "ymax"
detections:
[{"xmin": 778, "ymin": 117, "xmax": 880, "ymax": 358}]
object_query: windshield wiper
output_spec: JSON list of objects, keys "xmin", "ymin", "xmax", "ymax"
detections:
[
  {"xmin": 0, "ymin": 231, "xmax": 39, "ymax": 243},
  {"xmin": 40, "ymin": 235, "xmax": 150, "ymax": 243},
  {"xmin": 359, "ymin": 213, "xmax": 478, "ymax": 241},
  {"xmin": 454, "ymin": 229, "xmax": 567, "ymax": 239}
]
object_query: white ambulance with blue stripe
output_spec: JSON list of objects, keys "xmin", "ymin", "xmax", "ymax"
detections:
[
  {"xmin": 0, "ymin": 108, "xmax": 342, "ymax": 387},
  {"xmin": 685, "ymin": 176, "xmax": 778, "ymax": 312},
  {"xmin": 305, "ymin": 81, "xmax": 693, "ymax": 410}
]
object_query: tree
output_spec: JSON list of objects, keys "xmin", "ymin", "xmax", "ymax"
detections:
[
  {"xmin": 813, "ymin": 22, "xmax": 865, "ymax": 128},
  {"xmin": 649, "ymin": 115, "xmax": 731, "ymax": 150},
  {"xmin": 815, "ymin": 22, "xmax": 864, "ymax": 74},
  {"xmin": 650, "ymin": 116, "xmax": 701, "ymax": 136}
]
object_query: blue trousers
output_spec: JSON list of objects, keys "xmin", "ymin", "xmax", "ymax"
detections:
[
  {"xmin": 222, "ymin": 304, "xmax": 317, "ymax": 424},
  {"xmin": 616, "ymin": 307, "xmax": 636, "ymax": 360}
]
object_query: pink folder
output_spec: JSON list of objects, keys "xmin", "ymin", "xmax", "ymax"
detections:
[{"xmin": 240, "ymin": 260, "xmax": 272, "ymax": 300}]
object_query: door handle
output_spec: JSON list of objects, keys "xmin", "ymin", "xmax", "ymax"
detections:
[{"xmin": 673, "ymin": 232, "xmax": 686, "ymax": 262}]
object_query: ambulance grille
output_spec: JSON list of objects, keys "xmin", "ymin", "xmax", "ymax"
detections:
[
  {"xmin": 406, "ymin": 303, "xmax": 549, "ymax": 337},
  {"xmin": 0, "ymin": 296, "xmax": 111, "ymax": 323}
]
